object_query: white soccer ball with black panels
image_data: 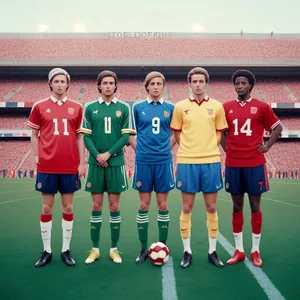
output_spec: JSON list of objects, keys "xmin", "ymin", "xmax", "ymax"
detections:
[{"xmin": 148, "ymin": 242, "xmax": 169, "ymax": 266}]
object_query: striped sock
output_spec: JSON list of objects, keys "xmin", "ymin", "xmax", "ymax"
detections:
[
  {"xmin": 110, "ymin": 211, "xmax": 121, "ymax": 248},
  {"xmin": 157, "ymin": 210, "xmax": 170, "ymax": 244},
  {"xmin": 90, "ymin": 211, "xmax": 102, "ymax": 248},
  {"xmin": 137, "ymin": 210, "xmax": 149, "ymax": 249}
]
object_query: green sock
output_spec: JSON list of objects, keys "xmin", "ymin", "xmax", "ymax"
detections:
[
  {"xmin": 110, "ymin": 211, "xmax": 121, "ymax": 248},
  {"xmin": 137, "ymin": 210, "xmax": 149, "ymax": 249},
  {"xmin": 90, "ymin": 210, "xmax": 102, "ymax": 248},
  {"xmin": 158, "ymin": 210, "xmax": 170, "ymax": 244}
]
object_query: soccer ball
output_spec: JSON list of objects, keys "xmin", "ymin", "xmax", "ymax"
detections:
[{"xmin": 148, "ymin": 242, "xmax": 169, "ymax": 266}]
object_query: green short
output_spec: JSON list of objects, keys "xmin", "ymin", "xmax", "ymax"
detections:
[{"xmin": 85, "ymin": 165, "xmax": 128, "ymax": 193}]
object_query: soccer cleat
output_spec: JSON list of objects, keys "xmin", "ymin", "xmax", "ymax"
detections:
[
  {"xmin": 180, "ymin": 251, "xmax": 192, "ymax": 269},
  {"xmin": 227, "ymin": 249, "xmax": 246, "ymax": 265},
  {"xmin": 110, "ymin": 249, "xmax": 122, "ymax": 264},
  {"xmin": 208, "ymin": 251, "xmax": 224, "ymax": 268},
  {"xmin": 61, "ymin": 250, "xmax": 75, "ymax": 267},
  {"xmin": 85, "ymin": 249, "xmax": 100, "ymax": 264},
  {"xmin": 35, "ymin": 251, "xmax": 52, "ymax": 268},
  {"xmin": 136, "ymin": 248, "xmax": 148, "ymax": 264},
  {"xmin": 251, "ymin": 251, "xmax": 263, "ymax": 267}
]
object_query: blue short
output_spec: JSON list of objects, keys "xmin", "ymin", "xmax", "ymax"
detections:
[
  {"xmin": 132, "ymin": 163, "xmax": 175, "ymax": 193},
  {"xmin": 35, "ymin": 173, "xmax": 81, "ymax": 194},
  {"xmin": 176, "ymin": 163, "xmax": 223, "ymax": 193},
  {"xmin": 225, "ymin": 165, "xmax": 269, "ymax": 195}
]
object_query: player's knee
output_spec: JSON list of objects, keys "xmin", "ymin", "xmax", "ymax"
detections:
[
  {"xmin": 139, "ymin": 201, "xmax": 150, "ymax": 211},
  {"xmin": 62, "ymin": 203, "xmax": 73, "ymax": 214},
  {"xmin": 92, "ymin": 203, "xmax": 103, "ymax": 211},
  {"xmin": 182, "ymin": 204, "xmax": 193, "ymax": 214},
  {"xmin": 205, "ymin": 203, "xmax": 216, "ymax": 214},
  {"xmin": 233, "ymin": 202, "xmax": 243, "ymax": 212},
  {"xmin": 109, "ymin": 202, "xmax": 119, "ymax": 212},
  {"xmin": 250, "ymin": 202, "xmax": 260, "ymax": 213},
  {"xmin": 157, "ymin": 202, "xmax": 168, "ymax": 212},
  {"xmin": 42, "ymin": 203, "xmax": 54, "ymax": 215}
]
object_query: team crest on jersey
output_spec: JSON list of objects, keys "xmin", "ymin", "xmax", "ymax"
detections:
[
  {"xmin": 86, "ymin": 182, "xmax": 92, "ymax": 188},
  {"xmin": 229, "ymin": 110, "xmax": 233, "ymax": 114},
  {"xmin": 136, "ymin": 181, "xmax": 142, "ymax": 187},
  {"xmin": 164, "ymin": 111, "xmax": 170, "ymax": 118},
  {"xmin": 250, "ymin": 107, "xmax": 258, "ymax": 114},
  {"xmin": 68, "ymin": 107, "xmax": 75, "ymax": 115},
  {"xmin": 37, "ymin": 182, "xmax": 42, "ymax": 189},
  {"xmin": 177, "ymin": 181, "xmax": 182, "ymax": 188},
  {"xmin": 116, "ymin": 110, "xmax": 122, "ymax": 117},
  {"xmin": 207, "ymin": 108, "xmax": 214, "ymax": 116}
]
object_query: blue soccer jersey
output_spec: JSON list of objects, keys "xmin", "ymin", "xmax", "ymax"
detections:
[{"xmin": 132, "ymin": 98, "xmax": 174, "ymax": 164}]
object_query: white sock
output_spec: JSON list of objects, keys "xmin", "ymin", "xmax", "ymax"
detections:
[
  {"xmin": 208, "ymin": 237, "xmax": 217, "ymax": 254},
  {"xmin": 110, "ymin": 247, "xmax": 117, "ymax": 252},
  {"xmin": 40, "ymin": 220, "xmax": 52, "ymax": 253},
  {"xmin": 182, "ymin": 238, "xmax": 192, "ymax": 254},
  {"xmin": 92, "ymin": 247, "xmax": 99, "ymax": 253},
  {"xmin": 234, "ymin": 232, "xmax": 244, "ymax": 252},
  {"xmin": 62, "ymin": 218, "xmax": 73, "ymax": 252},
  {"xmin": 251, "ymin": 233, "xmax": 261, "ymax": 253}
]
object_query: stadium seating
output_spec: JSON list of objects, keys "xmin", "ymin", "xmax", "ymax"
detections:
[
  {"xmin": 0, "ymin": 116, "xmax": 28, "ymax": 129},
  {"xmin": 1, "ymin": 38, "xmax": 300, "ymax": 60},
  {"xmin": 280, "ymin": 117, "xmax": 300, "ymax": 130}
]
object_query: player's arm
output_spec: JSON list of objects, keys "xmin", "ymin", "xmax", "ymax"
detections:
[
  {"xmin": 220, "ymin": 130, "xmax": 227, "ymax": 151},
  {"xmin": 257, "ymin": 123, "xmax": 282, "ymax": 153},
  {"xmin": 81, "ymin": 105, "xmax": 100, "ymax": 159},
  {"xmin": 31, "ymin": 129, "xmax": 39, "ymax": 165},
  {"xmin": 216, "ymin": 103, "xmax": 228, "ymax": 148},
  {"xmin": 170, "ymin": 131, "xmax": 177, "ymax": 148},
  {"xmin": 76, "ymin": 133, "xmax": 85, "ymax": 178},
  {"xmin": 129, "ymin": 103, "xmax": 137, "ymax": 151},
  {"xmin": 129, "ymin": 135, "xmax": 136, "ymax": 151},
  {"xmin": 257, "ymin": 106, "xmax": 283, "ymax": 153},
  {"xmin": 170, "ymin": 104, "xmax": 182, "ymax": 145}
]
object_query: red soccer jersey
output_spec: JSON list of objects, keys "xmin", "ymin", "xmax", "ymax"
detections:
[
  {"xmin": 28, "ymin": 96, "xmax": 83, "ymax": 174},
  {"xmin": 223, "ymin": 98, "xmax": 280, "ymax": 167}
]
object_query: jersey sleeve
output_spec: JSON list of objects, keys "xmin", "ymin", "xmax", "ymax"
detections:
[
  {"xmin": 263, "ymin": 104, "xmax": 280, "ymax": 131},
  {"xmin": 215, "ymin": 103, "xmax": 228, "ymax": 131},
  {"xmin": 27, "ymin": 104, "xmax": 41, "ymax": 130},
  {"xmin": 170, "ymin": 104, "xmax": 183, "ymax": 131},
  {"xmin": 80, "ymin": 104, "xmax": 92, "ymax": 134},
  {"xmin": 121, "ymin": 103, "xmax": 136, "ymax": 135}
]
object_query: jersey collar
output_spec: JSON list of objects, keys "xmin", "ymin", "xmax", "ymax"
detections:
[
  {"xmin": 98, "ymin": 97, "xmax": 118, "ymax": 105},
  {"xmin": 237, "ymin": 97, "xmax": 252, "ymax": 106},
  {"xmin": 189, "ymin": 95, "xmax": 209, "ymax": 106},
  {"xmin": 147, "ymin": 96, "xmax": 164, "ymax": 104},
  {"xmin": 50, "ymin": 95, "xmax": 67, "ymax": 106}
]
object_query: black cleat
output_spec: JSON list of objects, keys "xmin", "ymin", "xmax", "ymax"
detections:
[
  {"xmin": 208, "ymin": 251, "xmax": 224, "ymax": 268},
  {"xmin": 61, "ymin": 250, "xmax": 75, "ymax": 267},
  {"xmin": 35, "ymin": 251, "xmax": 52, "ymax": 268},
  {"xmin": 180, "ymin": 251, "xmax": 192, "ymax": 269},
  {"xmin": 136, "ymin": 248, "xmax": 148, "ymax": 264}
]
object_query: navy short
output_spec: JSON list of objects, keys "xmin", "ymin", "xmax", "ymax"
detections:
[
  {"xmin": 35, "ymin": 173, "xmax": 81, "ymax": 194},
  {"xmin": 225, "ymin": 165, "xmax": 269, "ymax": 195},
  {"xmin": 176, "ymin": 163, "xmax": 223, "ymax": 193}
]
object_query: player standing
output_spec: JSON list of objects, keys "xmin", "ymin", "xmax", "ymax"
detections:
[
  {"xmin": 171, "ymin": 67, "xmax": 228, "ymax": 269},
  {"xmin": 222, "ymin": 70, "xmax": 282, "ymax": 267},
  {"xmin": 81, "ymin": 70, "xmax": 135, "ymax": 265},
  {"xmin": 129, "ymin": 72, "xmax": 176, "ymax": 263},
  {"xmin": 28, "ymin": 68, "xmax": 85, "ymax": 267}
]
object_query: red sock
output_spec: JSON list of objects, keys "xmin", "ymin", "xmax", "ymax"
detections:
[
  {"xmin": 63, "ymin": 213, "xmax": 74, "ymax": 222},
  {"xmin": 232, "ymin": 212, "xmax": 244, "ymax": 233},
  {"xmin": 40, "ymin": 214, "xmax": 52, "ymax": 222},
  {"xmin": 251, "ymin": 211, "xmax": 262, "ymax": 234}
]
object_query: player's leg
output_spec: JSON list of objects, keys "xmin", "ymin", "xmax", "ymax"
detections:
[
  {"xmin": 176, "ymin": 164, "xmax": 200, "ymax": 268},
  {"xmin": 59, "ymin": 174, "xmax": 81, "ymax": 267},
  {"xmin": 85, "ymin": 165, "xmax": 105, "ymax": 264},
  {"xmin": 107, "ymin": 165, "xmax": 128, "ymax": 264},
  {"xmin": 35, "ymin": 173, "xmax": 58, "ymax": 267},
  {"xmin": 225, "ymin": 166, "xmax": 246, "ymax": 264},
  {"xmin": 154, "ymin": 163, "xmax": 174, "ymax": 245},
  {"xmin": 133, "ymin": 164, "xmax": 153, "ymax": 263},
  {"xmin": 201, "ymin": 163, "xmax": 224, "ymax": 268},
  {"xmin": 246, "ymin": 165, "xmax": 268, "ymax": 267}
]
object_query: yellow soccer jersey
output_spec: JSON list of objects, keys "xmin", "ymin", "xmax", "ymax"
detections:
[{"xmin": 171, "ymin": 97, "xmax": 228, "ymax": 164}]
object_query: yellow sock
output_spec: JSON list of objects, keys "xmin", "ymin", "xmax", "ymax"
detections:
[
  {"xmin": 180, "ymin": 211, "xmax": 191, "ymax": 239},
  {"xmin": 207, "ymin": 212, "xmax": 218, "ymax": 238}
]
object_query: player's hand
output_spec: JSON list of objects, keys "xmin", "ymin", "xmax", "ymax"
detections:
[
  {"xmin": 34, "ymin": 156, "xmax": 39, "ymax": 165},
  {"xmin": 77, "ymin": 163, "xmax": 85, "ymax": 178},
  {"xmin": 96, "ymin": 152, "xmax": 111, "ymax": 164},
  {"xmin": 97, "ymin": 162, "xmax": 108, "ymax": 168},
  {"xmin": 257, "ymin": 144, "xmax": 269, "ymax": 153}
]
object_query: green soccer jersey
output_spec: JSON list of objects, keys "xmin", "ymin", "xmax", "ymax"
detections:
[{"xmin": 81, "ymin": 97, "xmax": 135, "ymax": 166}]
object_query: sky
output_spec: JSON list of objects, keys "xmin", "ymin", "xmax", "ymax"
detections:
[{"xmin": 1, "ymin": 0, "xmax": 299, "ymax": 33}]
